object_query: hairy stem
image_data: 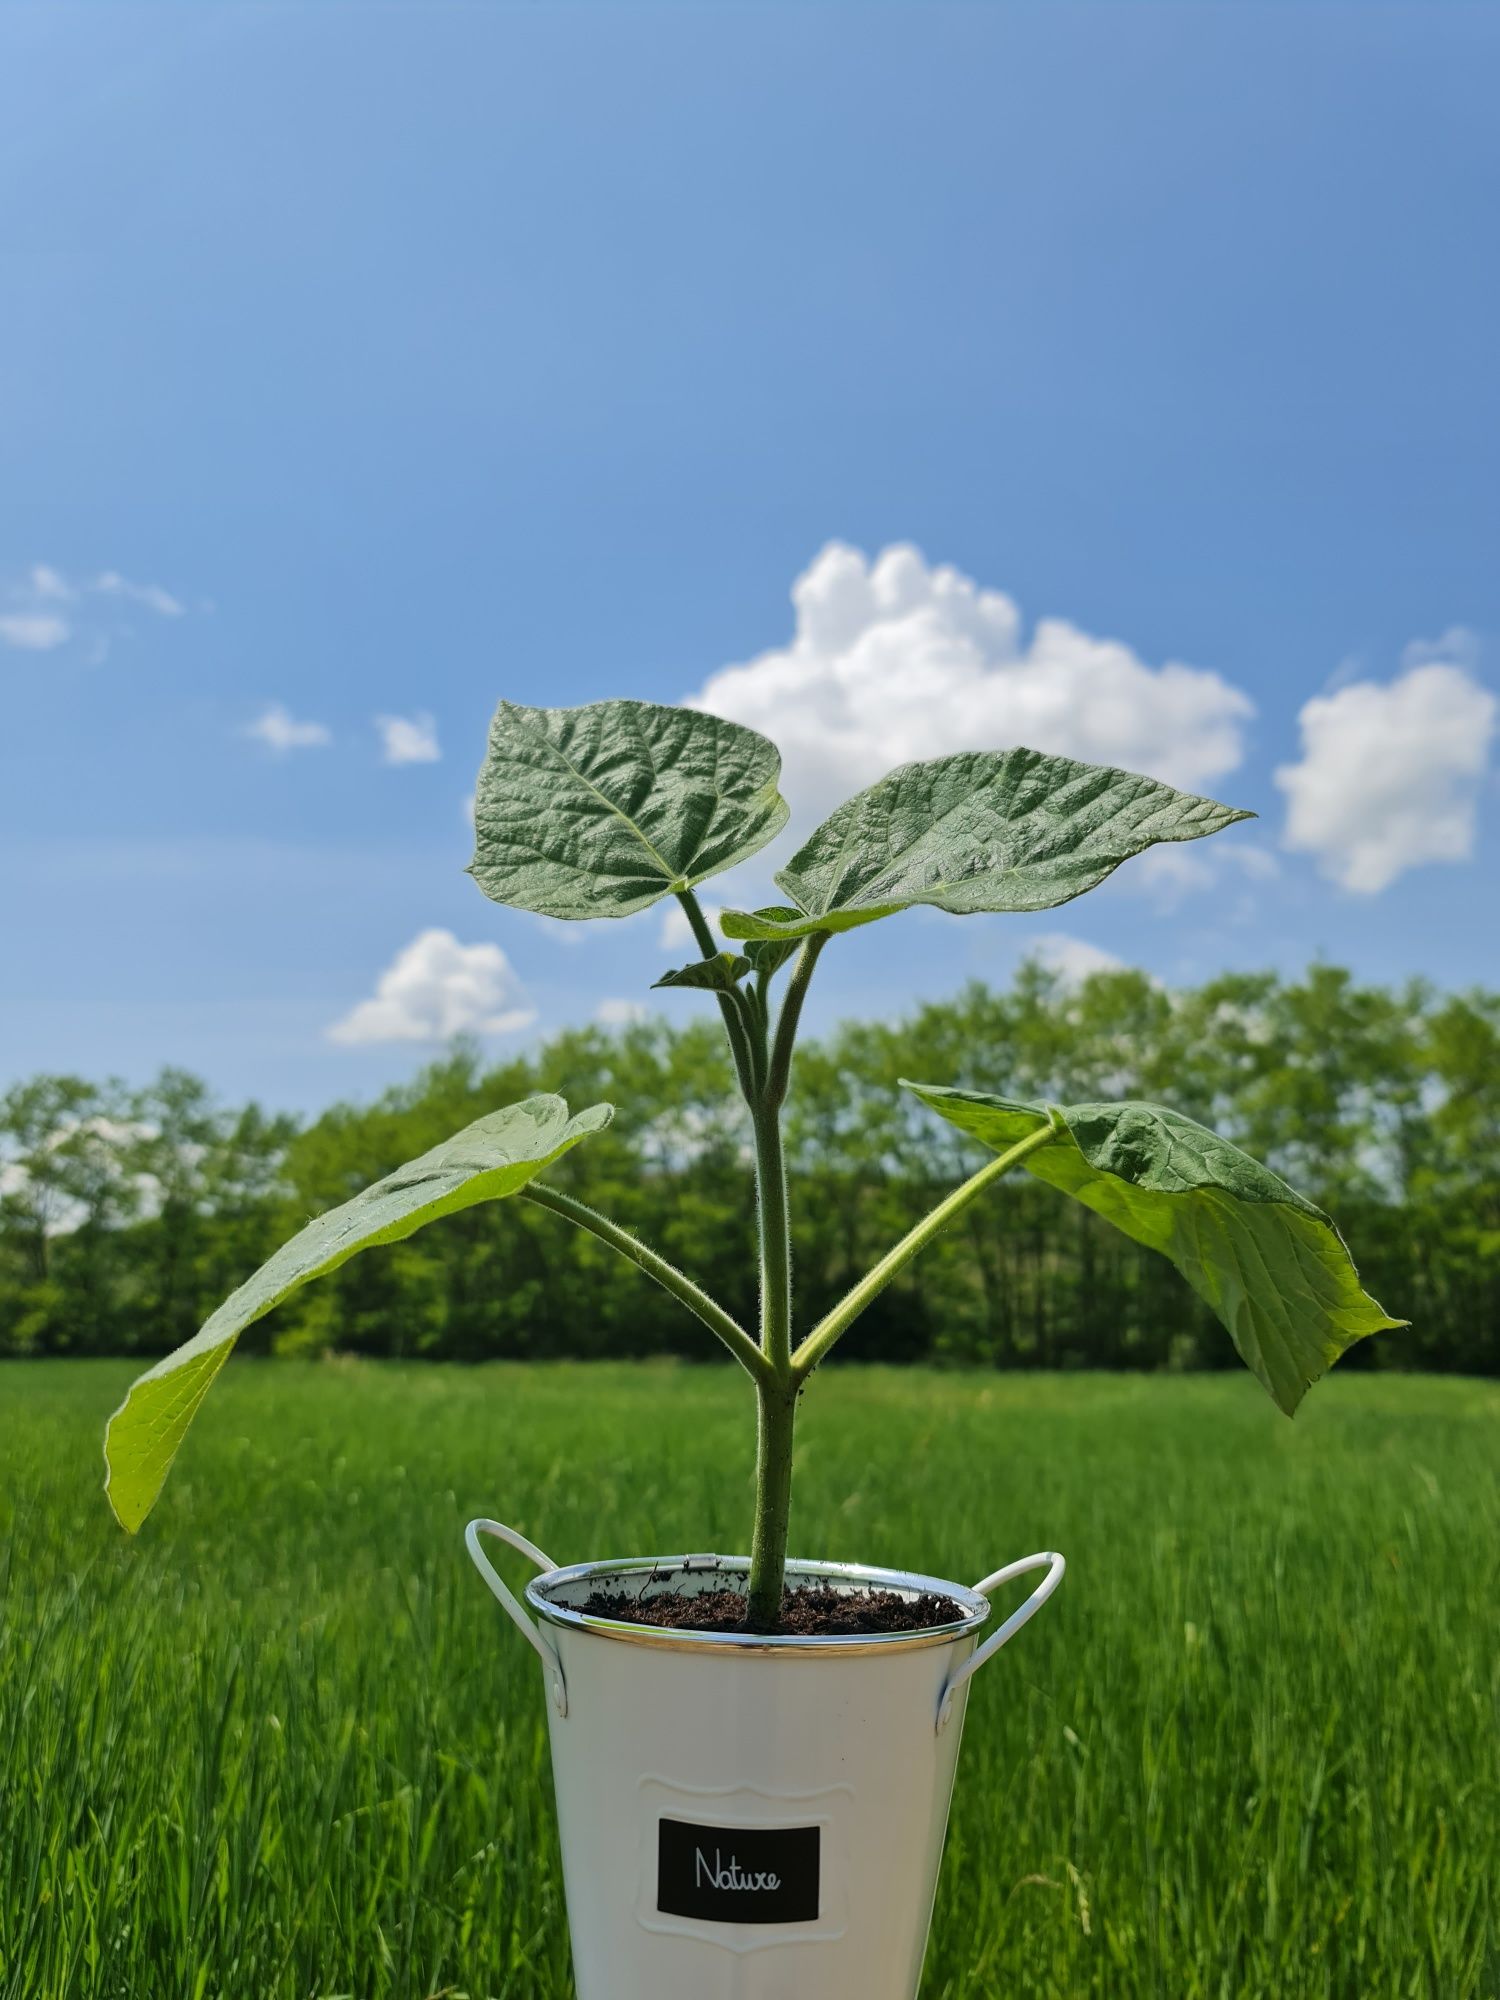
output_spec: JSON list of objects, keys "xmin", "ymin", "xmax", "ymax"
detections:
[
  {"xmin": 790, "ymin": 1119, "xmax": 1060, "ymax": 1379},
  {"xmin": 765, "ymin": 932, "xmax": 828, "ymax": 1109},
  {"xmin": 522, "ymin": 1182, "xmax": 769, "ymax": 1381},
  {"xmin": 675, "ymin": 888, "xmax": 762, "ymax": 1095},
  {"xmin": 753, "ymin": 1101, "xmax": 793, "ymax": 1375},
  {"xmin": 746, "ymin": 1375, "xmax": 798, "ymax": 1629}
]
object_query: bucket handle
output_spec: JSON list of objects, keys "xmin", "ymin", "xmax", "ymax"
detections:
[
  {"xmin": 936, "ymin": 1550, "xmax": 1065, "ymax": 1733},
  {"xmin": 464, "ymin": 1518, "xmax": 569, "ymax": 1718}
]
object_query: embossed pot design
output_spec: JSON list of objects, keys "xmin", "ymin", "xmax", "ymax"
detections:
[{"xmin": 465, "ymin": 1524, "xmax": 1064, "ymax": 2000}]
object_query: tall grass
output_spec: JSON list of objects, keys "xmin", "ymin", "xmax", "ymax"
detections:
[{"xmin": 1, "ymin": 1361, "xmax": 1495, "ymax": 1997}]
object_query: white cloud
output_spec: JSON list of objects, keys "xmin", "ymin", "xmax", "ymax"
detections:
[
  {"xmin": 597, "ymin": 997, "xmax": 649, "ymax": 1026},
  {"xmin": 246, "ymin": 703, "xmax": 332, "ymax": 753},
  {"xmin": 1125, "ymin": 841, "xmax": 1279, "ymax": 911},
  {"xmin": 659, "ymin": 901, "xmax": 724, "ymax": 951},
  {"xmin": 0, "ymin": 611, "xmax": 70, "ymax": 650},
  {"xmin": 688, "ymin": 542, "xmax": 1253, "ymax": 831},
  {"xmin": 376, "ymin": 711, "xmax": 441, "ymax": 765},
  {"xmin": 91, "ymin": 571, "xmax": 184, "ymax": 617},
  {"xmin": 1025, "ymin": 933, "xmax": 1127, "ymax": 986},
  {"xmin": 328, "ymin": 927, "xmax": 536, "ymax": 1044},
  {"xmin": 3, "ymin": 561, "xmax": 186, "ymax": 655},
  {"xmin": 1274, "ymin": 658, "xmax": 1497, "ymax": 893}
]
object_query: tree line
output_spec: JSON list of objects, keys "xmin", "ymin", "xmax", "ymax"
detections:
[{"xmin": 2, "ymin": 964, "xmax": 1495, "ymax": 1377}]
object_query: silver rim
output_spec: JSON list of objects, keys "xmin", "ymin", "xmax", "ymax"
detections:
[{"xmin": 524, "ymin": 1553, "xmax": 991, "ymax": 1657}]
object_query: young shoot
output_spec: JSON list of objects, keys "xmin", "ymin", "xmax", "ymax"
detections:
[{"xmin": 104, "ymin": 700, "xmax": 1404, "ymax": 1630}]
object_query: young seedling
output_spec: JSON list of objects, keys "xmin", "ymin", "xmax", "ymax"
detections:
[{"xmin": 104, "ymin": 700, "xmax": 1403, "ymax": 1628}]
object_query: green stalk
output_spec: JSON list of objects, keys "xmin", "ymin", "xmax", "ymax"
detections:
[
  {"xmin": 675, "ymin": 889, "xmax": 762, "ymax": 1095},
  {"xmin": 742, "ymin": 933, "xmax": 827, "ymax": 1625},
  {"xmin": 791, "ymin": 1119, "xmax": 1060, "ymax": 1379},
  {"xmin": 746, "ymin": 1375, "xmax": 798, "ymax": 1629},
  {"xmin": 521, "ymin": 1182, "xmax": 769, "ymax": 1381}
]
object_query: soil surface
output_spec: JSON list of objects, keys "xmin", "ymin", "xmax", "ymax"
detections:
[{"xmin": 578, "ymin": 1580, "xmax": 964, "ymax": 1636}]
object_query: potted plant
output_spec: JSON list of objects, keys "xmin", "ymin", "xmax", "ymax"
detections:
[{"xmin": 104, "ymin": 699, "xmax": 1401, "ymax": 2000}]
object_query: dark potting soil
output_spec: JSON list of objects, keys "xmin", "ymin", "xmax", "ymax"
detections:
[{"xmin": 579, "ymin": 1582, "xmax": 964, "ymax": 1637}]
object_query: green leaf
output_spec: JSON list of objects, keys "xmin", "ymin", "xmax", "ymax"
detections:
[
  {"xmin": 904, "ymin": 1082, "xmax": 1405, "ymax": 1415},
  {"xmin": 652, "ymin": 952, "xmax": 754, "ymax": 994},
  {"xmin": 469, "ymin": 699, "xmax": 789, "ymax": 919},
  {"xmin": 737, "ymin": 911, "xmax": 806, "ymax": 977},
  {"xmin": 103, "ymin": 1095, "xmax": 612, "ymax": 1532},
  {"xmin": 722, "ymin": 747, "xmax": 1252, "ymax": 941}
]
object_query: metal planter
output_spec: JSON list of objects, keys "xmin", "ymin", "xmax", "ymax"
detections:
[{"xmin": 466, "ymin": 1522, "xmax": 1064, "ymax": 2000}]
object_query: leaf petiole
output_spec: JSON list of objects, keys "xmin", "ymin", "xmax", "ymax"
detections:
[
  {"xmin": 522, "ymin": 1181, "xmax": 770, "ymax": 1382},
  {"xmin": 789, "ymin": 1116, "xmax": 1061, "ymax": 1380}
]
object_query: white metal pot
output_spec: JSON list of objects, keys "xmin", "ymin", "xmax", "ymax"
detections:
[{"xmin": 465, "ymin": 1522, "xmax": 1064, "ymax": 2000}]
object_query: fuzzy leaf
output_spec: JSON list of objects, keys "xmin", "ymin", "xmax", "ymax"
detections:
[
  {"xmin": 104, "ymin": 1096, "xmax": 613, "ymax": 1532},
  {"xmin": 469, "ymin": 698, "xmax": 789, "ymax": 919},
  {"xmin": 737, "ymin": 911, "xmax": 806, "ymax": 977},
  {"xmin": 722, "ymin": 747, "xmax": 1251, "ymax": 941},
  {"xmin": 653, "ymin": 952, "xmax": 754, "ymax": 994},
  {"xmin": 905, "ymin": 1082, "xmax": 1404, "ymax": 1415}
]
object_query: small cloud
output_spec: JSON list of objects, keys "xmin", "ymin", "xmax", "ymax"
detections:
[
  {"xmin": 91, "ymin": 571, "xmax": 185, "ymax": 617},
  {"xmin": 376, "ymin": 712, "xmax": 441, "ymax": 766},
  {"xmin": 659, "ymin": 901, "xmax": 724, "ymax": 951},
  {"xmin": 1274, "ymin": 652, "xmax": 1496, "ymax": 893},
  {"xmin": 1025, "ymin": 933, "xmax": 1127, "ymax": 987},
  {"xmin": 29, "ymin": 564, "xmax": 71, "ymax": 601},
  {"xmin": 597, "ymin": 998, "xmax": 649, "ymax": 1026},
  {"xmin": 0, "ymin": 611, "xmax": 70, "ymax": 651},
  {"xmin": 461, "ymin": 791, "xmax": 475, "ymax": 824},
  {"xmin": 328, "ymin": 927, "xmax": 536, "ymax": 1044},
  {"xmin": 246, "ymin": 703, "xmax": 332, "ymax": 752}
]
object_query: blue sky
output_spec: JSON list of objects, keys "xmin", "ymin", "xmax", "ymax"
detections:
[{"xmin": 2, "ymin": 4, "xmax": 1497, "ymax": 1110}]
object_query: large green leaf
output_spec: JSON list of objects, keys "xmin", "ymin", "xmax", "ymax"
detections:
[
  {"xmin": 469, "ymin": 699, "xmax": 789, "ymax": 919},
  {"xmin": 104, "ymin": 1095, "xmax": 612, "ymax": 1532},
  {"xmin": 722, "ymin": 747, "xmax": 1251, "ymax": 942},
  {"xmin": 905, "ymin": 1083, "xmax": 1404, "ymax": 1414}
]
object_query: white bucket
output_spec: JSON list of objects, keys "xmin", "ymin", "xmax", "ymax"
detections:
[{"xmin": 465, "ymin": 1524, "xmax": 1064, "ymax": 2000}]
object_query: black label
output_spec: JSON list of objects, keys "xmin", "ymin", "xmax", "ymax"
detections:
[{"xmin": 656, "ymin": 1817, "xmax": 820, "ymax": 1925}]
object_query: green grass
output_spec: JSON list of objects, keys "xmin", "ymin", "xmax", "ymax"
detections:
[{"xmin": 2, "ymin": 1361, "xmax": 1496, "ymax": 1999}]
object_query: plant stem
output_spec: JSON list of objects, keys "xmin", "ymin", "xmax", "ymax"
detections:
[
  {"xmin": 765, "ymin": 932, "xmax": 828, "ymax": 1109},
  {"xmin": 675, "ymin": 889, "xmax": 762, "ymax": 1095},
  {"xmin": 521, "ymin": 1182, "xmax": 769, "ymax": 1381},
  {"xmin": 752, "ymin": 1100, "xmax": 793, "ymax": 1375},
  {"xmin": 746, "ymin": 1375, "xmax": 798, "ymax": 1628},
  {"xmin": 790, "ymin": 1119, "xmax": 1060, "ymax": 1379}
]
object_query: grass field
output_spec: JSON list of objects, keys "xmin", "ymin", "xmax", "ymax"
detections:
[{"xmin": 1, "ymin": 1361, "xmax": 1495, "ymax": 1999}]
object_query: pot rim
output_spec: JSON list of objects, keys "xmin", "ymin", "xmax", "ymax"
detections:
[{"xmin": 524, "ymin": 1552, "xmax": 993, "ymax": 1658}]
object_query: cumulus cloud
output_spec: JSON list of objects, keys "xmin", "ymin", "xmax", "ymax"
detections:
[
  {"xmin": 0, "ymin": 611, "xmax": 70, "ymax": 651},
  {"xmin": 1025, "ymin": 933, "xmax": 1128, "ymax": 986},
  {"xmin": 246, "ymin": 703, "xmax": 332, "ymax": 752},
  {"xmin": 658, "ymin": 901, "xmax": 725, "ymax": 951},
  {"xmin": 328, "ymin": 928, "xmax": 536, "ymax": 1044},
  {"xmin": 597, "ymin": 997, "xmax": 649, "ymax": 1026},
  {"xmin": 376, "ymin": 711, "xmax": 441, "ymax": 766},
  {"xmin": 688, "ymin": 542, "xmax": 1253, "ymax": 831},
  {"xmin": 1274, "ymin": 654, "xmax": 1496, "ymax": 893}
]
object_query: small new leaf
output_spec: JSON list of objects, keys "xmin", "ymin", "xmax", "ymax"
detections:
[
  {"xmin": 722, "ymin": 747, "xmax": 1252, "ymax": 941},
  {"xmin": 737, "ymin": 910, "xmax": 807, "ymax": 978},
  {"xmin": 905, "ymin": 1082, "xmax": 1404, "ymax": 1415},
  {"xmin": 470, "ymin": 698, "xmax": 789, "ymax": 919},
  {"xmin": 653, "ymin": 953, "xmax": 754, "ymax": 994},
  {"xmin": 103, "ymin": 1095, "xmax": 613, "ymax": 1533}
]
